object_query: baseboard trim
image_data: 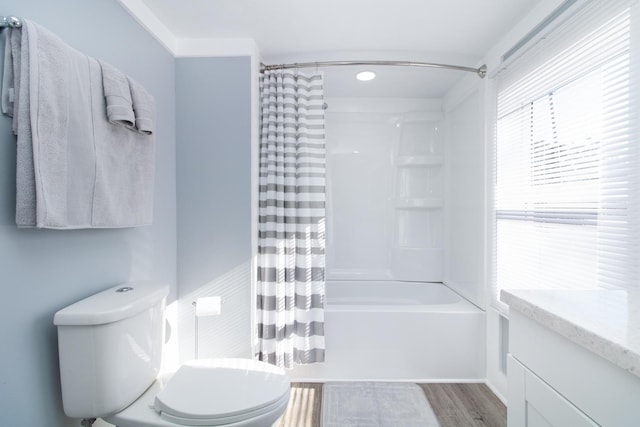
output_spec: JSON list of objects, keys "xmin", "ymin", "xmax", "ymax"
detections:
[
  {"xmin": 291, "ymin": 377, "xmax": 487, "ymax": 384},
  {"xmin": 484, "ymin": 379, "xmax": 508, "ymax": 405}
]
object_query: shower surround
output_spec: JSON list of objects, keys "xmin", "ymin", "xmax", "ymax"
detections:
[
  {"xmin": 325, "ymin": 98, "xmax": 444, "ymax": 282},
  {"xmin": 289, "ymin": 97, "xmax": 485, "ymax": 381}
]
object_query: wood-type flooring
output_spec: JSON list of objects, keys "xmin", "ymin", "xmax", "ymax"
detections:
[{"xmin": 276, "ymin": 382, "xmax": 507, "ymax": 427}]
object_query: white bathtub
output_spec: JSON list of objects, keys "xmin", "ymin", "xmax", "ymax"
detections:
[{"xmin": 290, "ymin": 280, "xmax": 486, "ymax": 381}]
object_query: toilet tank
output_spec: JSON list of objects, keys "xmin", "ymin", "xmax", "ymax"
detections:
[{"xmin": 53, "ymin": 281, "xmax": 170, "ymax": 418}]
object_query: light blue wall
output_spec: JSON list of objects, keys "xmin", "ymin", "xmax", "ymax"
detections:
[
  {"xmin": 175, "ymin": 57, "xmax": 253, "ymax": 361},
  {"xmin": 0, "ymin": 1, "xmax": 177, "ymax": 426}
]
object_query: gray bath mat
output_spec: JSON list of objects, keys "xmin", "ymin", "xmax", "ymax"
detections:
[{"xmin": 321, "ymin": 382, "xmax": 440, "ymax": 426}]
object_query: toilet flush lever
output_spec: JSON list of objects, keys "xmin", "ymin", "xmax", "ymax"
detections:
[{"xmin": 116, "ymin": 286, "xmax": 134, "ymax": 293}]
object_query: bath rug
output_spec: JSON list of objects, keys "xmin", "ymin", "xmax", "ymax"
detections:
[{"xmin": 321, "ymin": 382, "xmax": 440, "ymax": 426}]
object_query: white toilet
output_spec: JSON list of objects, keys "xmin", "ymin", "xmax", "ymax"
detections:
[{"xmin": 53, "ymin": 281, "xmax": 290, "ymax": 427}]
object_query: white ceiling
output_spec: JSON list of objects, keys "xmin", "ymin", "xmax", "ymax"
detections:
[{"xmin": 138, "ymin": 0, "xmax": 541, "ymax": 98}]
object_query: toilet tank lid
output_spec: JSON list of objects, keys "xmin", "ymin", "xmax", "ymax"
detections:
[{"xmin": 54, "ymin": 281, "xmax": 170, "ymax": 326}]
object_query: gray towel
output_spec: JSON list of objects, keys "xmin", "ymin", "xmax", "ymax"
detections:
[
  {"xmin": 128, "ymin": 76, "xmax": 155, "ymax": 135},
  {"xmin": 1, "ymin": 28, "xmax": 23, "ymax": 133},
  {"xmin": 1, "ymin": 30, "xmax": 15, "ymax": 116},
  {"xmin": 2, "ymin": 20, "xmax": 155, "ymax": 229},
  {"xmin": 99, "ymin": 60, "xmax": 135, "ymax": 128},
  {"xmin": 7, "ymin": 25, "xmax": 37, "ymax": 226},
  {"xmin": 91, "ymin": 58, "xmax": 156, "ymax": 227},
  {"xmin": 9, "ymin": 28, "xmax": 22, "ymax": 134}
]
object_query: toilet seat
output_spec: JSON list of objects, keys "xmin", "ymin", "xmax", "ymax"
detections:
[
  {"xmin": 157, "ymin": 392, "xmax": 290, "ymax": 426},
  {"xmin": 104, "ymin": 358, "xmax": 290, "ymax": 427},
  {"xmin": 154, "ymin": 359, "xmax": 290, "ymax": 426}
]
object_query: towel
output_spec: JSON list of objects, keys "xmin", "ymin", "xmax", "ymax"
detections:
[
  {"xmin": 7, "ymin": 25, "xmax": 38, "ymax": 226},
  {"xmin": 128, "ymin": 76, "xmax": 155, "ymax": 135},
  {"xmin": 1, "ymin": 30, "xmax": 15, "ymax": 116},
  {"xmin": 99, "ymin": 60, "xmax": 135, "ymax": 128},
  {"xmin": 1, "ymin": 20, "xmax": 156, "ymax": 228},
  {"xmin": 91, "ymin": 58, "xmax": 156, "ymax": 227},
  {"xmin": 2, "ymin": 28, "xmax": 23, "ymax": 133}
]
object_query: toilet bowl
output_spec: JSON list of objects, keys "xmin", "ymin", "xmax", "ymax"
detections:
[
  {"xmin": 106, "ymin": 359, "xmax": 290, "ymax": 427},
  {"xmin": 53, "ymin": 281, "xmax": 290, "ymax": 427}
]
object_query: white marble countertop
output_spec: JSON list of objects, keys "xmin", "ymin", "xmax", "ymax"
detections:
[{"xmin": 501, "ymin": 289, "xmax": 640, "ymax": 378}]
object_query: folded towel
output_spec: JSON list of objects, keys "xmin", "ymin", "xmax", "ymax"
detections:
[
  {"xmin": 1, "ymin": 30, "xmax": 15, "ymax": 116},
  {"xmin": 27, "ymin": 20, "xmax": 95, "ymax": 227},
  {"xmin": 2, "ymin": 20, "xmax": 156, "ymax": 229},
  {"xmin": 10, "ymin": 26, "xmax": 37, "ymax": 226},
  {"xmin": 92, "ymin": 58, "xmax": 156, "ymax": 227},
  {"xmin": 128, "ymin": 76, "xmax": 155, "ymax": 135},
  {"xmin": 99, "ymin": 60, "xmax": 135, "ymax": 128},
  {"xmin": 9, "ymin": 28, "xmax": 23, "ymax": 134}
]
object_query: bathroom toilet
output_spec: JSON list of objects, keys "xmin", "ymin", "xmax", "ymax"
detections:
[
  {"xmin": 53, "ymin": 281, "xmax": 290, "ymax": 427},
  {"xmin": 106, "ymin": 359, "xmax": 290, "ymax": 427}
]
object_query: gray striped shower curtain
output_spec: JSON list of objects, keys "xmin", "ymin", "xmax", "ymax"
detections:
[{"xmin": 256, "ymin": 70, "xmax": 326, "ymax": 368}]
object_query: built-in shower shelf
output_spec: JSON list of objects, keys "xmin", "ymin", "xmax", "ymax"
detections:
[
  {"xmin": 394, "ymin": 111, "xmax": 444, "ymax": 123},
  {"xmin": 395, "ymin": 155, "xmax": 443, "ymax": 167},
  {"xmin": 391, "ymin": 245, "xmax": 443, "ymax": 251},
  {"xmin": 394, "ymin": 198, "xmax": 443, "ymax": 209}
]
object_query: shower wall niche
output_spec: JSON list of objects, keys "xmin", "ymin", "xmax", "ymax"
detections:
[{"xmin": 326, "ymin": 98, "xmax": 443, "ymax": 281}]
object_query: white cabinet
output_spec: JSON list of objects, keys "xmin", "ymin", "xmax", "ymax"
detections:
[
  {"xmin": 507, "ymin": 311, "xmax": 640, "ymax": 427},
  {"xmin": 508, "ymin": 355, "xmax": 597, "ymax": 427}
]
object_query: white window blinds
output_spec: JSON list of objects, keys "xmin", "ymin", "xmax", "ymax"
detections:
[{"xmin": 494, "ymin": 0, "xmax": 640, "ymax": 301}]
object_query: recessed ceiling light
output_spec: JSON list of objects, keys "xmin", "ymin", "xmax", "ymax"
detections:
[{"xmin": 356, "ymin": 71, "xmax": 376, "ymax": 81}]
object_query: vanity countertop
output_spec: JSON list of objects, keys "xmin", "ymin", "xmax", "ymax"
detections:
[{"xmin": 501, "ymin": 289, "xmax": 640, "ymax": 378}]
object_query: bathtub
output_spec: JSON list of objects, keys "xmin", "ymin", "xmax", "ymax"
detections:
[{"xmin": 290, "ymin": 280, "xmax": 486, "ymax": 381}]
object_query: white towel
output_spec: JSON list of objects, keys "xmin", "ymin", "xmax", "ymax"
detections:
[{"xmin": 1, "ymin": 20, "xmax": 156, "ymax": 229}]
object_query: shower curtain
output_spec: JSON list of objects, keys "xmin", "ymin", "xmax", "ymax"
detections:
[{"xmin": 256, "ymin": 70, "xmax": 326, "ymax": 368}]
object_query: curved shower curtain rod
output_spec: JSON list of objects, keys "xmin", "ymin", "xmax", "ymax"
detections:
[
  {"xmin": 2, "ymin": 16, "xmax": 486, "ymax": 78},
  {"xmin": 261, "ymin": 60, "xmax": 487, "ymax": 78}
]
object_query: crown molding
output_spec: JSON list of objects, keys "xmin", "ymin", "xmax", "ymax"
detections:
[
  {"xmin": 175, "ymin": 38, "xmax": 259, "ymax": 58},
  {"xmin": 117, "ymin": 0, "xmax": 260, "ymax": 59},
  {"xmin": 117, "ymin": 0, "xmax": 179, "ymax": 54}
]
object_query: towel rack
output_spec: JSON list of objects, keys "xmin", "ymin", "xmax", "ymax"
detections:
[{"xmin": 1, "ymin": 15, "xmax": 22, "ymax": 29}]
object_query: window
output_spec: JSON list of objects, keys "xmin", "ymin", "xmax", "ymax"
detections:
[{"xmin": 493, "ymin": 0, "xmax": 639, "ymax": 303}]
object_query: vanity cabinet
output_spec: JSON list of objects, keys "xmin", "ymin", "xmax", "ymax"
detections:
[
  {"xmin": 508, "ymin": 355, "xmax": 597, "ymax": 427},
  {"xmin": 507, "ymin": 310, "xmax": 640, "ymax": 427}
]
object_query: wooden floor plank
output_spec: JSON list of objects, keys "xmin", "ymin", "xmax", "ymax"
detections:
[
  {"xmin": 420, "ymin": 383, "xmax": 507, "ymax": 427},
  {"xmin": 277, "ymin": 382, "xmax": 506, "ymax": 427},
  {"xmin": 420, "ymin": 383, "xmax": 479, "ymax": 426},
  {"xmin": 277, "ymin": 382, "xmax": 323, "ymax": 427}
]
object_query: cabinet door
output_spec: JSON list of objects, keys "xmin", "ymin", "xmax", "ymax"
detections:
[
  {"xmin": 508, "ymin": 355, "xmax": 599, "ymax": 427},
  {"xmin": 507, "ymin": 355, "xmax": 527, "ymax": 427}
]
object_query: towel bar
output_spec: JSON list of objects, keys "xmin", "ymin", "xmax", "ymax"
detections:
[{"xmin": 1, "ymin": 15, "xmax": 22, "ymax": 29}]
